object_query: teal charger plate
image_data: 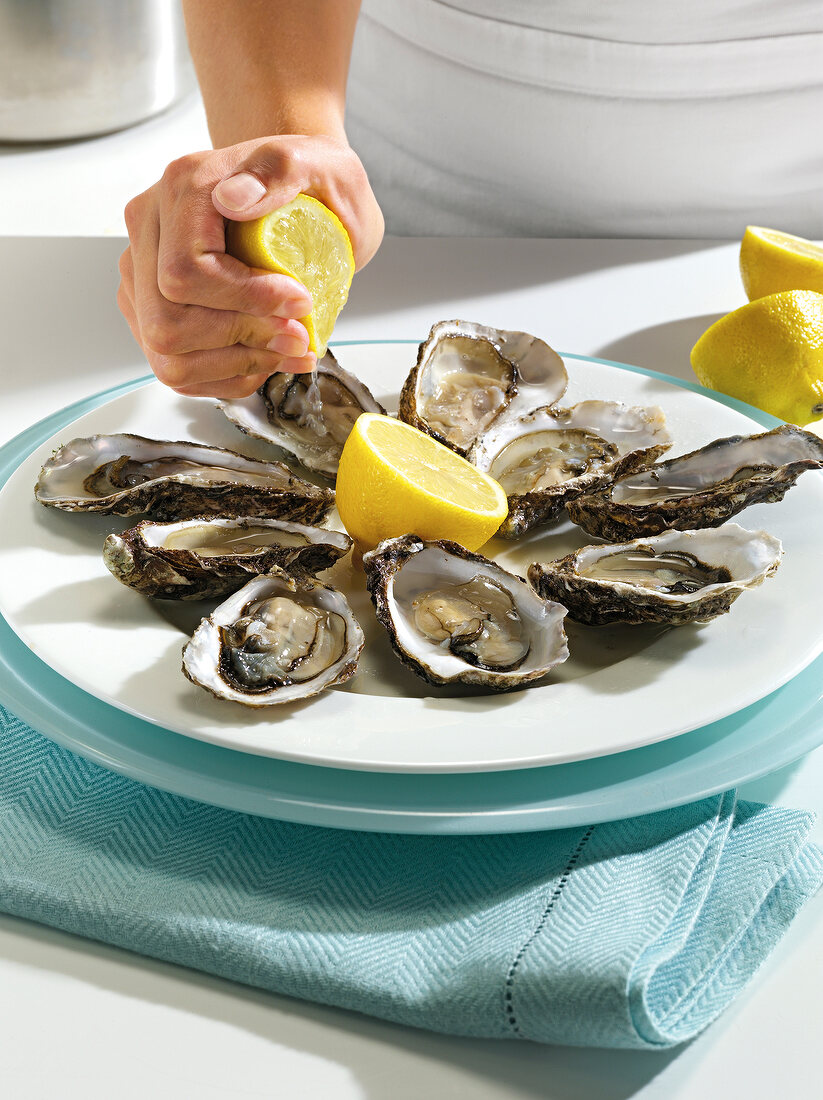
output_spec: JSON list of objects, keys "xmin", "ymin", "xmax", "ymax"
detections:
[{"xmin": 2, "ymin": 350, "xmax": 822, "ymax": 834}]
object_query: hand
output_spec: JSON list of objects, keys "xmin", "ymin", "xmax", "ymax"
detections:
[{"xmin": 118, "ymin": 135, "xmax": 384, "ymax": 399}]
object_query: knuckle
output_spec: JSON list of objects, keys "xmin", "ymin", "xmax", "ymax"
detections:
[
  {"xmin": 162, "ymin": 152, "xmax": 202, "ymax": 185},
  {"xmin": 123, "ymin": 195, "xmax": 145, "ymax": 234},
  {"xmin": 235, "ymin": 351, "xmax": 265, "ymax": 377},
  {"xmin": 142, "ymin": 310, "xmax": 187, "ymax": 357},
  {"xmin": 231, "ymin": 315, "xmax": 267, "ymax": 348},
  {"xmin": 151, "ymin": 356, "xmax": 188, "ymax": 390},
  {"xmin": 115, "ymin": 285, "xmax": 131, "ymax": 314},
  {"xmin": 157, "ymin": 255, "xmax": 197, "ymax": 303}
]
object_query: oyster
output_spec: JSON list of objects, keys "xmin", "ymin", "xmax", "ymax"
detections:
[
  {"xmin": 34, "ymin": 433, "xmax": 333, "ymax": 522},
  {"xmin": 363, "ymin": 534, "xmax": 568, "ymax": 689},
  {"xmin": 103, "ymin": 517, "xmax": 352, "ymax": 600},
  {"xmin": 397, "ymin": 320, "xmax": 568, "ymax": 456},
  {"xmin": 567, "ymin": 424, "xmax": 823, "ymax": 540},
  {"xmin": 528, "ymin": 525, "xmax": 782, "ymax": 626},
  {"xmin": 219, "ymin": 350, "xmax": 385, "ymax": 479},
  {"xmin": 182, "ymin": 570, "xmax": 364, "ymax": 705},
  {"xmin": 470, "ymin": 400, "xmax": 671, "ymax": 538}
]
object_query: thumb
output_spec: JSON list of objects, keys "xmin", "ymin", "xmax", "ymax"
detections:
[{"xmin": 211, "ymin": 164, "xmax": 304, "ymax": 221}]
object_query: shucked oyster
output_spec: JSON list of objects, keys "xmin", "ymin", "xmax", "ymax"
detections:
[
  {"xmin": 182, "ymin": 570, "xmax": 364, "ymax": 706},
  {"xmin": 470, "ymin": 400, "xmax": 671, "ymax": 538},
  {"xmin": 528, "ymin": 525, "xmax": 782, "ymax": 626},
  {"xmin": 103, "ymin": 517, "xmax": 352, "ymax": 600},
  {"xmin": 397, "ymin": 320, "xmax": 568, "ymax": 456},
  {"xmin": 567, "ymin": 424, "xmax": 823, "ymax": 540},
  {"xmin": 363, "ymin": 534, "xmax": 568, "ymax": 689},
  {"xmin": 219, "ymin": 350, "xmax": 385, "ymax": 479},
  {"xmin": 35, "ymin": 433, "xmax": 334, "ymax": 523}
]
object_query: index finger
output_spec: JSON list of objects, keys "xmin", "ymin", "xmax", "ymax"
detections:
[{"xmin": 155, "ymin": 161, "xmax": 312, "ymax": 318}]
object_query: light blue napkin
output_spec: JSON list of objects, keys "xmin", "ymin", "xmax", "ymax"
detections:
[{"xmin": 0, "ymin": 701, "xmax": 820, "ymax": 1049}]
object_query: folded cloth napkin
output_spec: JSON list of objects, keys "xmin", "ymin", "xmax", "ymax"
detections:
[{"xmin": 1, "ymin": 702, "xmax": 821, "ymax": 1049}]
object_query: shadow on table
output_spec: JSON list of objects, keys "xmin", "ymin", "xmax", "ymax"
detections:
[
  {"xmin": 344, "ymin": 238, "xmax": 722, "ymax": 325},
  {"xmin": 0, "ymin": 912, "xmax": 681, "ymax": 1099},
  {"xmin": 594, "ymin": 314, "xmax": 724, "ymax": 381}
]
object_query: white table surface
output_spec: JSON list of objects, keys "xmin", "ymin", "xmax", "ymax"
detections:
[{"xmin": 1, "ymin": 119, "xmax": 822, "ymax": 1097}]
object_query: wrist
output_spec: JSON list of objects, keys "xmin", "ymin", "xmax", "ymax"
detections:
[{"xmin": 208, "ymin": 92, "xmax": 347, "ymax": 149}]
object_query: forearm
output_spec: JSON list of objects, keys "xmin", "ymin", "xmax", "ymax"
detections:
[{"xmin": 182, "ymin": 0, "xmax": 361, "ymax": 146}]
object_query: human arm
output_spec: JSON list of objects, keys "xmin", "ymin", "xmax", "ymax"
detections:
[{"xmin": 117, "ymin": 0, "xmax": 384, "ymax": 399}]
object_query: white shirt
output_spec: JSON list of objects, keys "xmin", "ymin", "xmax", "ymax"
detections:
[{"xmin": 346, "ymin": 0, "xmax": 823, "ymax": 236}]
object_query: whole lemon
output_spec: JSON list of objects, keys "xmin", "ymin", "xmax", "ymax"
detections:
[{"xmin": 690, "ymin": 290, "xmax": 823, "ymax": 425}]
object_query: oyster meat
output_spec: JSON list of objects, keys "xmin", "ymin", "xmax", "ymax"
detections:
[
  {"xmin": 363, "ymin": 534, "xmax": 568, "ymax": 689},
  {"xmin": 567, "ymin": 424, "xmax": 823, "ymax": 540},
  {"xmin": 103, "ymin": 517, "xmax": 352, "ymax": 600},
  {"xmin": 470, "ymin": 400, "xmax": 671, "ymax": 538},
  {"xmin": 35, "ymin": 433, "xmax": 334, "ymax": 522},
  {"xmin": 219, "ymin": 350, "xmax": 385, "ymax": 479},
  {"xmin": 528, "ymin": 525, "xmax": 782, "ymax": 625},
  {"xmin": 398, "ymin": 320, "xmax": 568, "ymax": 455},
  {"xmin": 182, "ymin": 570, "xmax": 364, "ymax": 705}
]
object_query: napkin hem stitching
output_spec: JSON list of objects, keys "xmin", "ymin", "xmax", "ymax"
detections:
[{"xmin": 503, "ymin": 824, "xmax": 595, "ymax": 1037}]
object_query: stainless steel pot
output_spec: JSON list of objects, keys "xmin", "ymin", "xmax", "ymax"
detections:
[{"xmin": 0, "ymin": 0, "xmax": 196, "ymax": 141}]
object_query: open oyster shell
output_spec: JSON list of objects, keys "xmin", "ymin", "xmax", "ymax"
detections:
[
  {"xmin": 182, "ymin": 570, "xmax": 364, "ymax": 706},
  {"xmin": 363, "ymin": 534, "xmax": 569, "ymax": 690},
  {"xmin": 528, "ymin": 525, "xmax": 782, "ymax": 626},
  {"xmin": 103, "ymin": 517, "xmax": 352, "ymax": 600},
  {"xmin": 34, "ymin": 433, "xmax": 334, "ymax": 523},
  {"xmin": 567, "ymin": 424, "xmax": 823, "ymax": 540},
  {"xmin": 470, "ymin": 400, "xmax": 671, "ymax": 538},
  {"xmin": 397, "ymin": 320, "xmax": 568, "ymax": 456},
  {"xmin": 219, "ymin": 350, "xmax": 385, "ymax": 480}
]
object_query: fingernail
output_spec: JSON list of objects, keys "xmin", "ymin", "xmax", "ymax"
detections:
[
  {"xmin": 213, "ymin": 172, "xmax": 267, "ymax": 212},
  {"xmin": 267, "ymin": 333, "xmax": 308, "ymax": 356},
  {"xmin": 279, "ymin": 353, "xmax": 317, "ymax": 374},
  {"xmin": 280, "ymin": 296, "xmax": 312, "ymax": 320}
]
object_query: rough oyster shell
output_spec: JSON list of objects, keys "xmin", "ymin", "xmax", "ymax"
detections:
[
  {"xmin": 34, "ymin": 433, "xmax": 334, "ymax": 522},
  {"xmin": 567, "ymin": 424, "xmax": 823, "ymax": 540},
  {"xmin": 363, "ymin": 534, "xmax": 568, "ymax": 689},
  {"xmin": 182, "ymin": 570, "xmax": 364, "ymax": 706},
  {"xmin": 103, "ymin": 517, "xmax": 352, "ymax": 600},
  {"xmin": 219, "ymin": 350, "xmax": 385, "ymax": 480},
  {"xmin": 470, "ymin": 400, "xmax": 671, "ymax": 538},
  {"xmin": 397, "ymin": 320, "xmax": 568, "ymax": 456},
  {"xmin": 528, "ymin": 525, "xmax": 782, "ymax": 626}
]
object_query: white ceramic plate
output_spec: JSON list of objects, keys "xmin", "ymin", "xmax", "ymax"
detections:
[{"xmin": 2, "ymin": 344, "xmax": 823, "ymax": 773}]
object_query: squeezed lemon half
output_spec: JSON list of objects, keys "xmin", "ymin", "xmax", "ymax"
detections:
[{"xmin": 226, "ymin": 193, "xmax": 355, "ymax": 356}]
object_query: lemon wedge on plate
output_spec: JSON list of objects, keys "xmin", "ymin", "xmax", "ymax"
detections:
[
  {"xmin": 690, "ymin": 290, "xmax": 823, "ymax": 425},
  {"xmin": 740, "ymin": 226, "xmax": 823, "ymax": 301},
  {"xmin": 226, "ymin": 194, "xmax": 355, "ymax": 356},
  {"xmin": 336, "ymin": 414, "xmax": 508, "ymax": 552}
]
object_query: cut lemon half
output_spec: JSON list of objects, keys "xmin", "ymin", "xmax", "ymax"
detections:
[
  {"xmin": 740, "ymin": 226, "xmax": 823, "ymax": 301},
  {"xmin": 690, "ymin": 290, "xmax": 823, "ymax": 425},
  {"xmin": 336, "ymin": 414, "xmax": 508, "ymax": 551},
  {"xmin": 226, "ymin": 193, "xmax": 355, "ymax": 356}
]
